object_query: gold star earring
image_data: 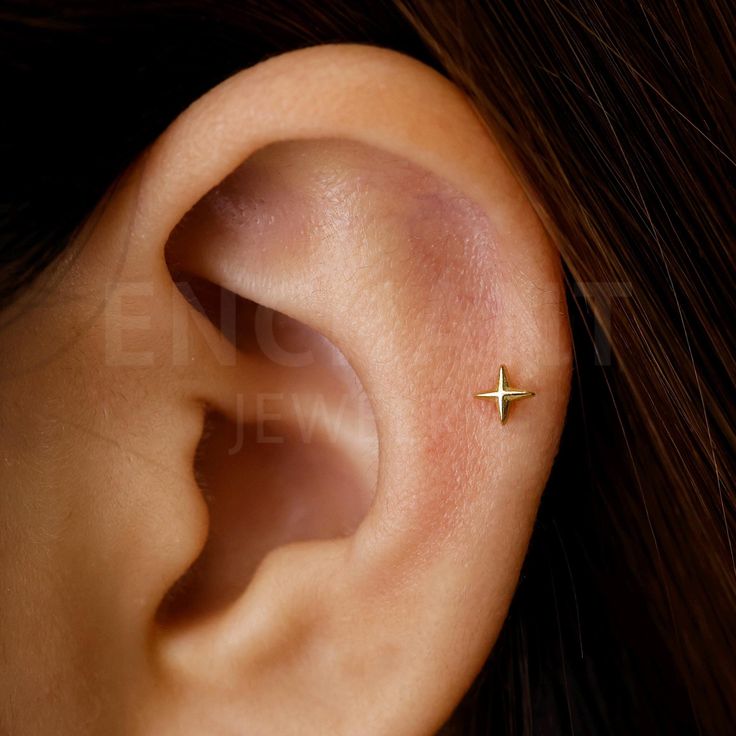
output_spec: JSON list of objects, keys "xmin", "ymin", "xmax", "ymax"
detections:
[{"xmin": 475, "ymin": 365, "xmax": 535, "ymax": 424}]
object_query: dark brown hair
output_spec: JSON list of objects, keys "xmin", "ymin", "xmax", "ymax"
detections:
[{"xmin": 2, "ymin": 2, "xmax": 734, "ymax": 733}]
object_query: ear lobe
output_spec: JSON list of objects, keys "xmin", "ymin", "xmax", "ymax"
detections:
[{"xmin": 101, "ymin": 45, "xmax": 572, "ymax": 735}]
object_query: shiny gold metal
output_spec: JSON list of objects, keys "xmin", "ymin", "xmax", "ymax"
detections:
[{"xmin": 474, "ymin": 365, "xmax": 535, "ymax": 424}]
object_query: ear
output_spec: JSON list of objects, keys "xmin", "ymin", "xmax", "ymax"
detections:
[{"xmin": 21, "ymin": 45, "xmax": 570, "ymax": 734}]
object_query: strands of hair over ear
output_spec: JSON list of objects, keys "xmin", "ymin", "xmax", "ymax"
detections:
[{"xmin": 1, "ymin": 1, "xmax": 734, "ymax": 734}]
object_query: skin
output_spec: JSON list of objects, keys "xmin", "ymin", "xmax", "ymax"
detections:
[{"xmin": 0, "ymin": 45, "xmax": 571, "ymax": 735}]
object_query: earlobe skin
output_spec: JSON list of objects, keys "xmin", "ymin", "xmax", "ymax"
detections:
[{"xmin": 0, "ymin": 45, "xmax": 570, "ymax": 736}]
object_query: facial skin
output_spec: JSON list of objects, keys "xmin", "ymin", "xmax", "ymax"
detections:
[{"xmin": 0, "ymin": 46, "xmax": 571, "ymax": 735}]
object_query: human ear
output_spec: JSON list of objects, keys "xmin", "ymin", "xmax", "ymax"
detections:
[{"xmin": 0, "ymin": 44, "xmax": 570, "ymax": 735}]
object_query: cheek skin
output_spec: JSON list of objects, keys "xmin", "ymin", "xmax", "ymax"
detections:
[{"xmin": 0, "ymin": 168, "xmax": 212, "ymax": 735}]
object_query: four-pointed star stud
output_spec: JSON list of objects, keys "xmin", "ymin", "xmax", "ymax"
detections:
[{"xmin": 474, "ymin": 365, "xmax": 535, "ymax": 424}]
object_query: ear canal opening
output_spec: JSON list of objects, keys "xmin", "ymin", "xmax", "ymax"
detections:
[{"xmin": 156, "ymin": 274, "xmax": 379, "ymax": 625}]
